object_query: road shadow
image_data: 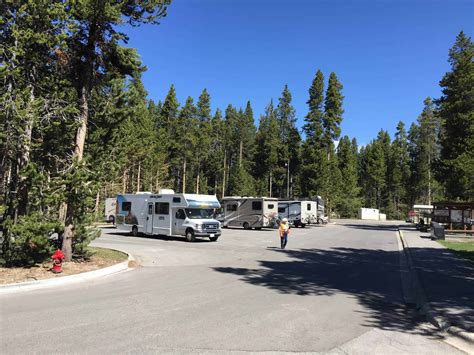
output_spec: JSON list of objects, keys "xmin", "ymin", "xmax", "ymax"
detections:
[
  {"xmin": 212, "ymin": 246, "xmax": 473, "ymax": 338},
  {"xmin": 102, "ymin": 231, "xmax": 213, "ymax": 243},
  {"xmin": 341, "ymin": 223, "xmax": 399, "ymax": 232}
]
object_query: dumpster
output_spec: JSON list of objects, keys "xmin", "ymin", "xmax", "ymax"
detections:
[{"xmin": 431, "ymin": 222, "xmax": 445, "ymax": 240}]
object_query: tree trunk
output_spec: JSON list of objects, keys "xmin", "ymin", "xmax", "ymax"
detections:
[
  {"xmin": 182, "ymin": 159, "xmax": 187, "ymax": 193},
  {"xmin": 222, "ymin": 150, "xmax": 226, "ymax": 199},
  {"xmin": 196, "ymin": 169, "xmax": 200, "ymax": 194},
  {"xmin": 62, "ymin": 87, "xmax": 89, "ymax": 261},
  {"xmin": 269, "ymin": 171, "xmax": 273, "ymax": 197},
  {"xmin": 239, "ymin": 140, "xmax": 243, "ymax": 167},
  {"xmin": 136, "ymin": 161, "xmax": 141, "ymax": 193},
  {"xmin": 122, "ymin": 169, "xmax": 127, "ymax": 194},
  {"xmin": 94, "ymin": 190, "xmax": 100, "ymax": 218}
]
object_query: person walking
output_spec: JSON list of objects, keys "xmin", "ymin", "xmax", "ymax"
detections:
[{"xmin": 279, "ymin": 218, "xmax": 291, "ymax": 249}]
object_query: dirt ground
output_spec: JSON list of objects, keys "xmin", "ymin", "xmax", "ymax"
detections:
[{"xmin": 0, "ymin": 253, "xmax": 127, "ymax": 285}]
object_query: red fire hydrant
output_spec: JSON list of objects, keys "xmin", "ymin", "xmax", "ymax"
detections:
[{"xmin": 51, "ymin": 249, "xmax": 65, "ymax": 273}]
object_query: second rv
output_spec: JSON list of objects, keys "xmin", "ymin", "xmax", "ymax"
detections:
[{"xmin": 220, "ymin": 196, "xmax": 278, "ymax": 229}]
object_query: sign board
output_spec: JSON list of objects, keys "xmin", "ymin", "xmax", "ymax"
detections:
[{"xmin": 434, "ymin": 209, "xmax": 449, "ymax": 217}]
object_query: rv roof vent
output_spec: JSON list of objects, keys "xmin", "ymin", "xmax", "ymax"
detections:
[{"xmin": 159, "ymin": 189, "xmax": 175, "ymax": 194}]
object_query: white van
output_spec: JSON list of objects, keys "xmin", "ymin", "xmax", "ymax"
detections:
[
  {"xmin": 115, "ymin": 190, "xmax": 221, "ymax": 242},
  {"xmin": 220, "ymin": 196, "xmax": 278, "ymax": 229}
]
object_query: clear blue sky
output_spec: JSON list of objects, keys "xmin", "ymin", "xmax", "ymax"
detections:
[{"xmin": 123, "ymin": 0, "xmax": 473, "ymax": 146}]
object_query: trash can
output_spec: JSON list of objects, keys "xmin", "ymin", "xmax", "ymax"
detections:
[{"xmin": 431, "ymin": 222, "xmax": 445, "ymax": 240}]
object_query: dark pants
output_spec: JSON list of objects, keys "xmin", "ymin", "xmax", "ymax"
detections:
[{"xmin": 281, "ymin": 233, "xmax": 288, "ymax": 249}]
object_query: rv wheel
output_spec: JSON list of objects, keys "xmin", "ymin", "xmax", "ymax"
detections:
[
  {"xmin": 131, "ymin": 226, "xmax": 138, "ymax": 237},
  {"xmin": 185, "ymin": 229, "xmax": 196, "ymax": 242},
  {"xmin": 243, "ymin": 222, "xmax": 250, "ymax": 230}
]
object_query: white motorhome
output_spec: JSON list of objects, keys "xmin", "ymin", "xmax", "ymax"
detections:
[
  {"xmin": 220, "ymin": 197, "xmax": 278, "ymax": 229},
  {"xmin": 278, "ymin": 200, "xmax": 316, "ymax": 227},
  {"xmin": 104, "ymin": 197, "xmax": 117, "ymax": 223},
  {"xmin": 115, "ymin": 190, "xmax": 221, "ymax": 242}
]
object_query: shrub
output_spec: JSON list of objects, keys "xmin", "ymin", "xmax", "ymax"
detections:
[{"xmin": 2, "ymin": 214, "xmax": 63, "ymax": 267}]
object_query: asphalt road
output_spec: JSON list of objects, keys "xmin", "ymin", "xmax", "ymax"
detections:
[{"xmin": 0, "ymin": 221, "xmax": 461, "ymax": 353}]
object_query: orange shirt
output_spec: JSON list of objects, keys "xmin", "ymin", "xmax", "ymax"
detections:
[{"xmin": 279, "ymin": 222, "xmax": 290, "ymax": 237}]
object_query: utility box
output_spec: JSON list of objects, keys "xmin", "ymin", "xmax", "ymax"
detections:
[
  {"xmin": 431, "ymin": 222, "xmax": 445, "ymax": 240},
  {"xmin": 359, "ymin": 208, "xmax": 380, "ymax": 220}
]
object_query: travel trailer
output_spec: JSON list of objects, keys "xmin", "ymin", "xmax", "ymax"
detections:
[
  {"xmin": 315, "ymin": 196, "xmax": 327, "ymax": 224},
  {"xmin": 220, "ymin": 197, "xmax": 278, "ymax": 229},
  {"xmin": 115, "ymin": 190, "xmax": 222, "ymax": 242},
  {"xmin": 104, "ymin": 197, "xmax": 117, "ymax": 224},
  {"xmin": 278, "ymin": 200, "xmax": 316, "ymax": 227}
]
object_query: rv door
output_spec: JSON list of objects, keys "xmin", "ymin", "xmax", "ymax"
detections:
[
  {"xmin": 173, "ymin": 209, "xmax": 186, "ymax": 235},
  {"xmin": 146, "ymin": 203, "xmax": 153, "ymax": 234},
  {"xmin": 154, "ymin": 202, "xmax": 171, "ymax": 235}
]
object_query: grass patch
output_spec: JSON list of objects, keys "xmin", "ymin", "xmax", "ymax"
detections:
[
  {"xmin": 88, "ymin": 247, "xmax": 128, "ymax": 262},
  {"xmin": 438, "ymin": 240, "xmax": 474, "ymax": 264}
]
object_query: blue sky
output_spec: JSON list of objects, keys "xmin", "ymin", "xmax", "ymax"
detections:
[{"xmin": 123, "ymin": 0, "xmax": 473, "ymax": 146}]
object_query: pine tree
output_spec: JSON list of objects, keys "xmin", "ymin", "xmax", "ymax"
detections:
[
  {"xmin": 436, "ymin": 31, "xmax": 474, "ymax": 200},
  {"xmin": 161, "ymin": 84, "xmax": 180, "ymax": 189},
  {"xmin": 336, "ymin": 136, "xmax": 361, "ymax": 217},
  {"xmin": 254, "ymin": 101, "xmax": 280, "ymax": 196},
  {"xmin": 390, "ymin": 121, "xmax": 411, "ymax": 218},
  {"xmin": 276, "ymin": 85, "xmax": 301, "ymax": 198},
  {"xmin": 301, "ymin": 70, "xmax": 327, "ymax": 198},
  {"xmin": 323, "ymin": 72, "xmax": 345, "ymax": 216},
  {"xmin": 195, "ymin": 89, "xmax": 212, "ymax": 193}
]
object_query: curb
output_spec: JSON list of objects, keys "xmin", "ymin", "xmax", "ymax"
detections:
[
  {"xmin": 397, "ymin": 228, "xmax": 474, "ymax": 351},
  {"xmin": 0, "ymin": 250, "xmax": 137, "ymax": 295}
]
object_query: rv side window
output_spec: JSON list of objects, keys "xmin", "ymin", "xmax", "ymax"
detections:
[
  {"xmin": 227, "ymin": 204, "xmax": 237, "ymax": 212},
  {"xmin": 252, "ymin": 201, "xmax": 262, "ymax": 210},
  {"xmin": 155, "ymin": 203, "xmax": 169, "ymax": 215},
  {"xmin": 307, "ymin": 203, "xmax": 311, "ymax": 211},
  {"xmin": 278, "ymin": 207, "xmax": 285, "ymax": 213},
  {"xmin": 175, "ymin": 209, "xmax": 186, "ymax": 219},
  {"xmin": 122, "ymin": 202, "xmax": 131, "ymax": 211},
  {"xmin": 268, "ymin": 204, "xmax": 274, "ymax": 209},
  {"xmin": 173, "ymin": 197, "xmax": 181, "ymax": 203}
]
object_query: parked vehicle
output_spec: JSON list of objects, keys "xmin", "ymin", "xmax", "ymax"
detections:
[
  {"xmin": 315, "ymin": 196, "xmax": 326, "ymax": 224},
  {"xmin": 220, "ymin": 196, "xmax": 278, "ymax": 229},
  {"xmin": 115, "ymin": 190, "xmax": 221, "ymax": 242},
  {"xmin": 278, "ymin": 200, "xmax": 316, "ymax": 227},
  {"xmin": 104, "ymin": 197, "xmax": 117, "ymax": 224}
]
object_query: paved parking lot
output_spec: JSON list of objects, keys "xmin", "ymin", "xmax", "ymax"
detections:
[{"xmin": 0, "ymin": 221, "xmax": 461, "ymax": 353}]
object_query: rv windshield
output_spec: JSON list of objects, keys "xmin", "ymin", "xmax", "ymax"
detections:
[{"xmin": 185, "ymin": 208, "xmax": 214, "ymax": 219}]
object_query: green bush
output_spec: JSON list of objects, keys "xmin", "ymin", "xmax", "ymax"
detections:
[
  {"xmin": 72, "ymin": 222, "xmax": 100, "ymax": 261},
  {"xmin": 2, "ymin": 214, "xmax": 63, "ymax": 267}
]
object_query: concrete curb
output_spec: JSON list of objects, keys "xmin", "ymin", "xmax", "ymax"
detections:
[
  {"xmin": 0, "ymin": 250, "xmax": 137, "ymax": 295},
  {"xmin": 397, "ymin": 228, "xmax": 474, "ymax": 351}
]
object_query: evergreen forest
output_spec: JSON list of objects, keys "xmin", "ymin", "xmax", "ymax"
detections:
[{"xmin": 1, "ymin": 1, "xmax": 473, "ymax": 264}]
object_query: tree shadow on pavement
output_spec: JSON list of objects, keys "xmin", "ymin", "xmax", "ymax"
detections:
[
  {"xmin": 213, "ymin": 247, "xmax": 457, "ymax": 339},
  {"xmin": 341, "ymin": 223, "xmax": 399, "ymax": 232}
]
